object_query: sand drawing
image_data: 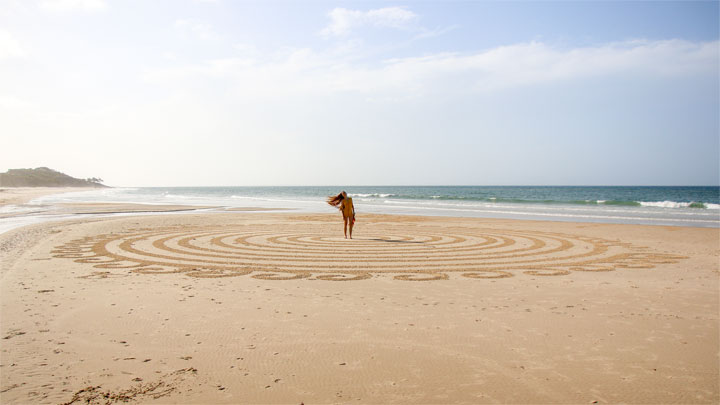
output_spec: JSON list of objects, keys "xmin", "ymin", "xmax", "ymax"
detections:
[{"xmin": 52, "ymin": 221, "xmax": 686, "ymax": 281}]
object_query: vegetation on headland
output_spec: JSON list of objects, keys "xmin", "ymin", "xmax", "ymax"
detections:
[{"xmin": 0, "ymin": 167, "xmax": 108, "ymax": 187}]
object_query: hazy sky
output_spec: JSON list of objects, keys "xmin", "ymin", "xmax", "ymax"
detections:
[{"xmin": 1, "ymin": 0, "xmax": 718, "ymax": 186}]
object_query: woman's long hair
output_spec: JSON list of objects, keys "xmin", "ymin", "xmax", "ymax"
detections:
[{"xmin": 327, "ymin": 191, "xmax": 346, "ymax": 210}]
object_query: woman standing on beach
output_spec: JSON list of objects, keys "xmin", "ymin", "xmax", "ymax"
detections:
[{"xmin": 327, "ymin": 191, "xmax": 355, "ymax": 239}]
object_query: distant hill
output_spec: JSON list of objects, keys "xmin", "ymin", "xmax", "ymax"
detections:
[{"xmin": 0, "ymin": 167, "xmax": 108, "ymax": 188}]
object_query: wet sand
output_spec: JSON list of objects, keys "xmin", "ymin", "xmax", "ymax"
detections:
[
  {"xmin": 0, "ymin": 187, "xmax": 92, "ymax": 206},
  {"xmin": 0, "ymin": 198, "xmax": 717, "ymax": 403}
]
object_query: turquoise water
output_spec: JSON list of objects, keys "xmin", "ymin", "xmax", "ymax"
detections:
[{"xmin": 28, "ymin": 185, "xmax": 720, "ymax": 228}]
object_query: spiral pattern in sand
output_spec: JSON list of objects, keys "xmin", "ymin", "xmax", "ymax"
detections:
[{"xmin": 52, "ymin": 220, "xmax": 686, "ymax": 281}]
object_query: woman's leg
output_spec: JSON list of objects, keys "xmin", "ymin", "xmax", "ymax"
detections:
[
  {"xmin": 343, "ymin": 216, "xmax": 348, "ymax": 239},
  {"xmin": 348, "ymin": 216, "xmax": 354, "ymax": 239}
]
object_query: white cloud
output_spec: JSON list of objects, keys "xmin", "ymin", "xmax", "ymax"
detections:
[
  {"xmin": 144, "ymin": 39, "xmax": 719, "ymax": 98},
  {"xmin": 413, "ymin": 24, "xmax": 459, "ymax": 41},
  {"xmin": 161, "ymin": 51, "xmax": 178, "ymax": 61},
  {"xmin": 386, "ymin": 39, "xmax": 720, "ymax": 91},
  {"xmin": 38, "ymin": 0, "xmax": 107, "ymax": 12},
  {"xmin": 0, "ymin": 95, "xmax": 31, "ymax": 110},
  {"xmin": 0, "ymin": 30, "xmax": 26, "ymax": 59},
  {"xmin": 322, "ymin": 7, "xmax": 418, "ymax": 37},
  {"xmin": 234, "ymin": 43, "xmax": 258, "ymax": 54},
  {"xmin": 175, "ymin": 19, "xmax": 221, "ymax": 40}
]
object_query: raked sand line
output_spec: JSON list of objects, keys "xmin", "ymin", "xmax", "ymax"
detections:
[{"xmin": 51, "ymin": 219, "xmax": 687, "ymax": 281}]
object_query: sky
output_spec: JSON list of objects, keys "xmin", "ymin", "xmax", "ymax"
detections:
[{"xmin": 0, "ymin": 0, "xmax": 718, "ymax": 187}]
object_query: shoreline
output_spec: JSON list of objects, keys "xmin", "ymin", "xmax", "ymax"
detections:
[
  {"xmin": 0, "ymin": 188, "xmax": 291, "ymax": 235},
  {"xmin": 9, "ymin": 186, "xmax": 718, "ymax": 229},
  {"xmin": 1, "ymin": 210, "xmax": 717, "ymax": 403},
  {"xmin": 0, "ymin": 187, "xmax": 98, "ymax": 206}
]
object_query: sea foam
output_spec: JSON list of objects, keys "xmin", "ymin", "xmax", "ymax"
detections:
[
  {"xmin": 640, "ymin": 201, "xmax": 711, "ymax": 209},
  {"xmin": 354, "ymin": 193, "xmax": 395, "ymax": 198}
]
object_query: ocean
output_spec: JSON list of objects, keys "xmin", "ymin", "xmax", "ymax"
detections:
[{"xmin": 20, "ymin": 185, "xmax": 720, "ymax": 229}]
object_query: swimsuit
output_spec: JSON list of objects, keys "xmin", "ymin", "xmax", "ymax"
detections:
[{"xmin": 341, "ymin": 197, "xmax": 354, "ymax": 219}]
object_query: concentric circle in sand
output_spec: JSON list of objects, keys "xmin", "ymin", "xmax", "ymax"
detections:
[{"xmin": 52, "ymin": 219, "xmax": 686, "ymax": 281}]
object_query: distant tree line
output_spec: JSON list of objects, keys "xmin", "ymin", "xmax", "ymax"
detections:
[{"xmin": 0, "ymin": 167, "xmax": 108, "ymax": 187}]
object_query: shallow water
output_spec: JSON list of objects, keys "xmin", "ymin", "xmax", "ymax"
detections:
[{"xmin": 21, "ymin": 186, "xmax": 719, "ymax": 228}]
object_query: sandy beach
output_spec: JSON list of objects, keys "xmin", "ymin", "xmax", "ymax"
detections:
[
  {"xmin": 0, "ymin": 187, "xmax": 92, "ymax": 206},
  {"xmin": 0, "ymin": 190, "xmax": 718, "ymax": 404}
]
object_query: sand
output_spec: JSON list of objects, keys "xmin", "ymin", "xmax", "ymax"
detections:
[
  {"xmin": 0, "ymin": 187, "xmax": 286, "ymax": 221},
  {"xmin": 0, "ymin": 193, "xmax": 718, "ymax": 404},
  {"xmin": 0, "ymin": 187, "xmax": 91, "ymax": 206}
]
